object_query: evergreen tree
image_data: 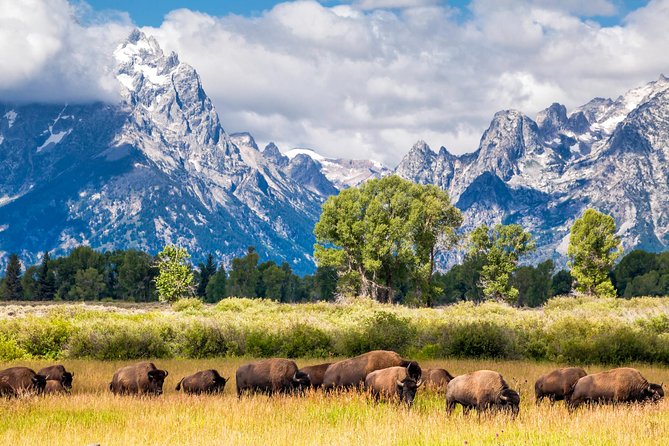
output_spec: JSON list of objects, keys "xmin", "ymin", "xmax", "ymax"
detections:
[
  {"xmin": 70, "ymin": 267, "xmax": 105, "ymax": 300},
  {"xmin": 568, "ymin": 209, "xmax": 622, "ymax": 297},
  {"xmin": 511, "ymin": 260, "xmax": 554, "ymax": 307},
  {"xmin": 205, "ymin": 266, "xmax": 227, "ymax": 303},
  {"xmin": 227, "ymin": 247, "xmax": 260, "ymax": 297},
  {"xmin": 196, "ymin": 253, "xmax": 217, "ymax": 298},
  {"xmin": 1, "ymin": 253, "xmax": 23, "ymax": 300},
  {"xmin": 21, "ymin": 265, "xmax": 39, "ymax": 301},
  {"xmin": 35, "ymin": 252, "xmax": 56, "ymax": 301},
  {"xmin": 551, "ymin": 270, "xmax": 574, "ymax": 296},
  {"xmin": 118, "ymin": 250, "xmax": 156, "ymax": 302}
]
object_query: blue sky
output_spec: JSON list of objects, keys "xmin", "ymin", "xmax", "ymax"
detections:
[{"xmin": 85, "ymin": 0, "xmax": 648, "ymax": 26}]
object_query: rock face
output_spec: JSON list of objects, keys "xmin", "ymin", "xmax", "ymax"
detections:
[
  {"xmin": 0, "ymin": 31, "xmax": 350, "ymax": 274},
  {"xmin": 2, "ymin": 28, "xmax": 668, "ymax": 272},
  {"xmin": 396, "ymin": 74, "xmax": 669, "ymax": 266}
]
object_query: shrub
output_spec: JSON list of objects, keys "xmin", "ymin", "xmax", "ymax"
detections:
[
  {"xmin": 172, "ymin": 297, "xmax": 204, "ymax": 313},
  {"xmin": 177, "ymin": 321, "xmax": 240, "ymax": 358},
  {"xmin": 0, "ymin": 335, "xmax": 28, "ymax": 360},
  {"xmin": 343, "ymin": 312, "xmax": 416, "ymax": 356},
  {"xmin": 442, "ymin": 321, "xmax": 517, "ymax": 359}
]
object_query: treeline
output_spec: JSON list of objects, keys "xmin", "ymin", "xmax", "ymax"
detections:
[{"xmin": 0, "ymin": 246, "xmax": 337, "ymax": 303}]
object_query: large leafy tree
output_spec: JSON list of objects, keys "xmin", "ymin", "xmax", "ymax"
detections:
[
  {"xmin": 469, "ymin": 223, "xmax": 536, "ymax": 304},
  {"xmin": 568, "ymin": 209, "xmax": 622, "ymax": 297},
  {"xmin": 70, "ymin": 267, "xmax": 106, "ymax": 300},
  {"xmin": 1, "ymin": 253, "xmax": 23, "ymax": 300},
  {"xmin": 314, "ymin": 175, "xmax": 462, "ymax": 305},
  {"xmin": 227, "ymin": 247, "xmax": 260, "ymax": 297},
  {"xmin": 154, "ymin": 245, "xmax": 195, "ymax": 303}
]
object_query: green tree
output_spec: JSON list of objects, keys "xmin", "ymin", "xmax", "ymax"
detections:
[
  {"xmin": 551, "ymin": 269, "xmax": 573, "ymax": 296},
  {"xmin": 612, "ymin": 250, "xmax": 657, "ymax": 296},
  {"xmin": 469, "ymin": 223, "xmax": 536, "ymax": 304},
  {"xmin": 118, "ymin": 250, "xmax": 156, "ymax": 301},
  {"xmin": 21, "ymin": 265, "xmax": 39, "ymax": 301},
  {"xmin": 227, "ymin": 247, "xmax": 260, "ymax": 297},
  {"xmin": 511, "ymin": 259, "xmax": 554, "ymax": 307},
  {"xmin": 205, "ymin": 266, "xmax": 227, "ymax": 303},
  {"xmin": 35, "ymin": 252, "xmax": 56, "ymax": 301},
  {"xmin": 434, "ymin": 255, "xmax": 486, "ymax": 304},
  {"xmin": 70, "ymin": 267, "xmax": 105, "ymax": 300},
  {"xmin": 257, "ymin": 261, "xmax": 287, "ymax": 301},
  {"xmin": 314, "ymin": 175, "xmax": 461, "ymax": 304},
  {"xmin": 568, "ymin": 209, "xmax": 622, "ymax": 297},
  {"xmin": 154, "ymin": 245, "xmax": 195, "ymax": 303},
  {"xmin": 1, "ymin": 254, "xmax": 23, "ymax": 300},
  {"xmin": 196, "ymin": 253, "xmax": 217, "ymax": 298}
]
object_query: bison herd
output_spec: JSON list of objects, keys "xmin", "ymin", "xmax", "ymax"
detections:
[{"xmin": 0, "ymin": 350, "xmax": 665, "ymax": 416}]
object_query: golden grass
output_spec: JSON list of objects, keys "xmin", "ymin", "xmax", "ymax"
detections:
[{"xmin": 1, "ymin": 358, "xmax": 668, "ymax": 445}]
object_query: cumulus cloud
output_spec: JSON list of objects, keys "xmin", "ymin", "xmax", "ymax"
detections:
[
  {"xmin": 0, "ymin": 0, "xmax": 130, "ymax": 103},
  {"xmin": 2, "ymin": 0, "xmax": 669, "ymax": 166}
]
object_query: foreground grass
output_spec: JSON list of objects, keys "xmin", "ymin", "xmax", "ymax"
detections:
[{"xmin": 1, "ymin": 358, "xmax": 668, "ymax": 445}]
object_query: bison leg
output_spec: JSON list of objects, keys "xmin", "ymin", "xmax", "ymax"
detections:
[
  {"xmin": 535, "ymin": 394, "xmax": 543, "ymax": 405},
  {"xmin": 446, "ymin": 399, "xmax": 457, "ymax": 414}
]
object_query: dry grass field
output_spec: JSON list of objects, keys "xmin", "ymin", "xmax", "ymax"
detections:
[{"xmin": 1, "ymin": 358, "xmax": 668, "ymax": 446}]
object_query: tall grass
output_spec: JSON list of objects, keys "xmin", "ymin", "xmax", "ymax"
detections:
[
  {"xmin": 1, "ymin": 296, "xmax": 669, "ymax": 364},
  {"xmin": 1, "ymin": 358, "xmax": 668, "ymax": 446}
]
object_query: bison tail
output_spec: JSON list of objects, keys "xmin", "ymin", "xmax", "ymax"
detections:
[{"xmin": 175, "ymin": 378, "xmax": 184, "ymax": 391}]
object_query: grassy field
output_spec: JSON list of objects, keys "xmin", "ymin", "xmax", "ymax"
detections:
[{"xmin": 1, "ymin": 358, "xmax": 668, "ymax": 445}]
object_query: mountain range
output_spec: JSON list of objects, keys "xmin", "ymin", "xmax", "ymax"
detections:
[{"xmin": 1, "ymin": 29, "xmax": 668, "ymax": 273}]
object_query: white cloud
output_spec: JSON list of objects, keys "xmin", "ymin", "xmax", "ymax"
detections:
[
  {"xmin": 0, "ymin": 0, "xmax": 130, "ymax": 103},
  {"xmin": 1, "ymin": 0, "xmax": 669, "ymax": 167}
]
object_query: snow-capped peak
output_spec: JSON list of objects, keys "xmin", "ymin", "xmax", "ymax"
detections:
[{"xmin": 285, "ymin": 148, "xmax": 327, "ymax": 161}]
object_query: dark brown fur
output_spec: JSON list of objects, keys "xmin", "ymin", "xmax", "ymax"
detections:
[
  {"xmin": 109, "ymin": 362, "xmax": 168, "ymax": 396},
  {"xmin": 0, "ymin": 367, "xmax": 47, "ymax": 396},
  {"xmin": 298, "ymin": 363, "xmax": 332, "ymax": 389},
  {"xmin": 38, "ymin": 365, "xmax": 74, "ymax": 389},
  {"xmin": 176, "ymin": 369, "xmax": 228, "ymax": 394},
  {"xmin": 446, "ymin": 370, "xmax": 520, "ymax": 415},
  {"xmin": 570, "ymin": 367, "xmax": 664, "ymax": 409},
  {"xmin": 322, "ymin": 350, "xmax": 421, "ymax": 390},
  {"xmin": 534, "ymin": 367, "xmax": 586, "ymax": 404},
  {"xmin": 423, "ymin": 368, "xmax": 454, "ymax": 392},
  {"xmin": 236, "ymin": 359, "xmax": 310, "ymax": 396}
]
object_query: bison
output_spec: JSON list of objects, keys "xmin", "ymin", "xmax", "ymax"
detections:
[
  {"xmin": 109, "ymin": 362, "xmax": 168, "ymax": 396},
  {"xmin": 176, "ymin": 369, "xmax": 228, "ymax": 395},
  {"xmin": 45, "ymin": 380, "xmax": 69, "ymax": 394},
  {"xmin": 0, "ymin": 367, "xmax": 47, "ymax": 397},
  {"xmin": 534, "ymin": 367, "xmax": 586, "ymax": 404},
  {"xmin": 0, "ymin": 378, "xmax": 17, "ymax": 398},
  {"xmin": 569, "ymin": 367, "xmax": 664, "ymax": 409},
  {"xmin": 236, "ymin": 359, "xmax": 310, "ymax": 396},
  {"xmin": 422, "ymin": 368, "xmax": 454, "ymax": 392},
  {"xmin": 322, "ymin": 350, "xmax": 421, "ymax": 390},
  {"xmin": 446, "ymin": 370, "xmax": 520, "ymax": 415},
  {"xmin": 364, "ymin": 366, "xmax": 423, "ymax": 406},
  {"xmin": 298, "ymin": 363, "xmax": 332, "ymax": 389},
  {"xmin": 38, "ymin": 365, "xmax": 74, "ymax": 390}
]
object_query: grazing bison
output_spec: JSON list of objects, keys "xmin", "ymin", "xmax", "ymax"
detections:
[
  {"xmin": 176, "ymin": 370, "xmax": 228, "ymax": 395},
  {"xmin": 535, "ymin": 367, "xmax": 587, "ymax": 404},
  {"xmin": 38, "ymin": 365, "xmax": 74, "ymax": 390},
  {"xmin": 298, "ymin": 363, "xmax": 332, "ymax": 389},
  {"xmin": 446, "ymin": 370, "xmax": 520, "ymax": 415},
  {"xmin": 0, "ymin": 378, "xmax": 17, "ymax": 398},
  {"xmin": 0, "ymin": 367, "xmax": 47, "ymax": 396},
  {"xmin": 322, "ymin": 350, "xmax": 421, "ymax": 390},
  {"xmin": 45, "ymin": 380, "xmax": 69, "ymax": 394},
  {"xmin": 569, "ymin": 367, "xmax": 664, "ymax": 409},
  {"xmin": 423, "ymin": 368, "xmax": 454, "ymax": 392},
  {"xmin": 364, "ymin": 366, "xmax": 423, "ymax": 406},
  {"xmin": 236, "ymin": 359, "xmax": 310, "ymax": 396},
  {"xmin": 109, "ymin": 362, "xmax": 168, "ymax": 396}
]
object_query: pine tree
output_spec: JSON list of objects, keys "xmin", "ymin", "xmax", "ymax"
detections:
[
  {"xmin": 35, "ymin": 252, "xmax": 56, "ymax": 301},
  {"xmin": 1, "ymin": 253, "xmax": 23, "ymax": 300},
  {"xmin": 196, "ymin": 253, "xmax": 217, "ymax": 298}
]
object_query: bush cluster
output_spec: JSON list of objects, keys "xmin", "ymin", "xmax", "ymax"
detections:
[{"xmin": 1, "ymin": 297, "xmax": 669, "ymax": 365}]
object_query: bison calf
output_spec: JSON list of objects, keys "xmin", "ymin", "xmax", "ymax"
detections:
[
  {"xmin": 176, "ymin": 369, "xmax": 228, "ymax": 395},
  {"xmin": 0, "ymin": 367, "xmax": 47, "ymax": 397},
  {"xmin": 446, "ymin": 370, "xmax": 520, "ymax": 416},
  {"xmin": 45, "ymin": 380, "xmax": 69, "ymax": 394},
  {"xmin": 570, "ymin": 367, "xmax": 664, "ymax": 409},
  {"xmin": 423, "ymin": 368, "xmax": 454, "ymax": 392},
  {"xmin": 322, "ymin": 350, "xmax": 421, "ymax": 390},
  {"xmin": 298, "ymin": 363, "xmax": 332, "ymax": 389},
  {"xmin": 236, "ymin": 359, "xmax": 310, "ymax": 396},
  {"xmin": 38, "ymin": 365, "xmax": 74, "ymax": 390},
  {"xmin": 109, "ymin": 362, "xmax": 168, "ymax": 396},
  {"xmin": 535, "ymin": 367, "xmax": 586, "ymax": 405},
  {"xmin": 365, "ymin": 366, "xmax": 423, "ymax": 406}
]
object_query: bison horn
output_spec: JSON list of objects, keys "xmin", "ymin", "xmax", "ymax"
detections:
[
  {"xmin": 292, "ymin": 372, "xmax": 299, "ymax": 382},
  {"xmin": 396, "ymin": 380, "xmax": 404, "ymax": 388},
  {"xmin": 500, "ymin": 393, "xmax": 509, "ymax": 401},
  {"xmin": 416, "ymin": 379, "xmax": 423, "ymax": 388}
]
